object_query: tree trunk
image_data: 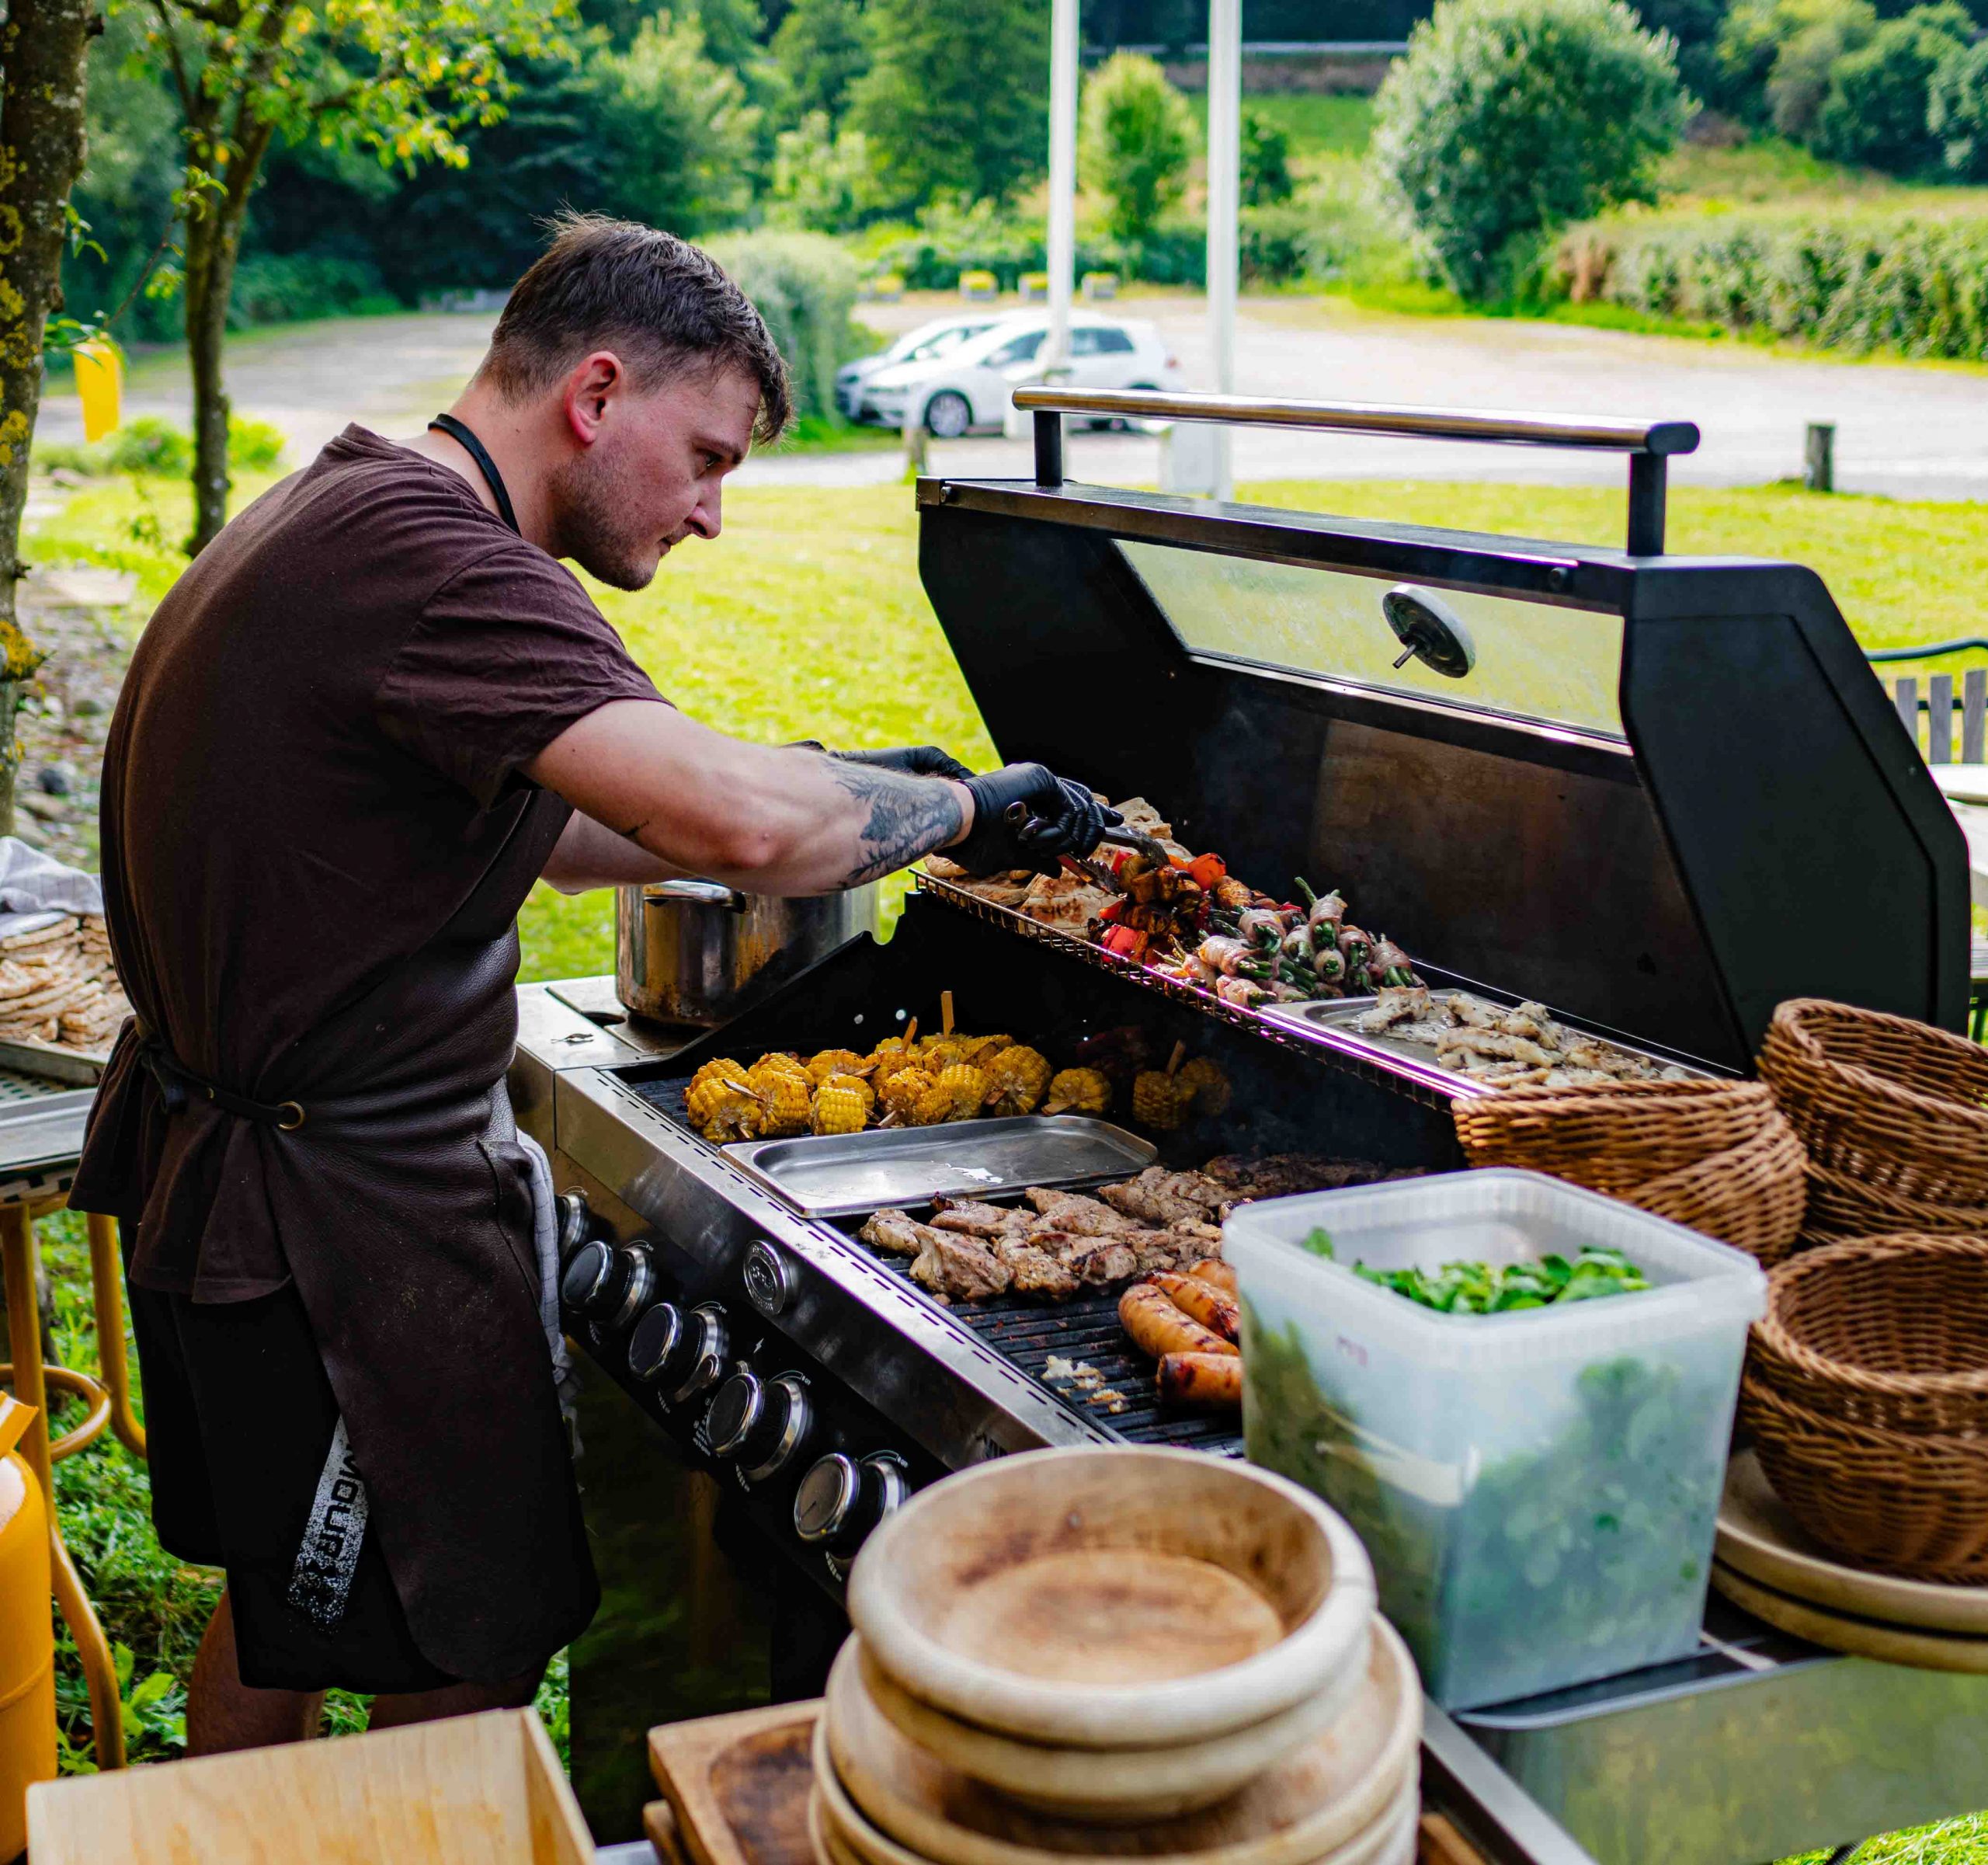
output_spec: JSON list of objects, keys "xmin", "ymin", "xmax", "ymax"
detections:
[
  {"xmin": 181, "ymin": 197, "xmax": 242, "ymax": 556},
  {"xmin": 0, "ymin": 0, "xmax": 92, "ymax": 830}
]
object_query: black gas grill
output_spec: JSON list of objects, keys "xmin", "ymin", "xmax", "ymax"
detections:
[{"xmin": 521, "ymin": 391, "xmax": 1977, "ymax": 1860}]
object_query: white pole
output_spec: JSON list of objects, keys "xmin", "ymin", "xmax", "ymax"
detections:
[
  {"xmin": 1044, "ymin": 0, "xmax": 1080, "ymax": 377},
  {"xmin": 1204, "ymin": 0, "xmax": 1240, "ymax": 500}
]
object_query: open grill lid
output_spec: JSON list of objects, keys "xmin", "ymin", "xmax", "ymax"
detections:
[{"xmin": 914, "ymin": 391, "xmax": 1970, "ymax": 1073}]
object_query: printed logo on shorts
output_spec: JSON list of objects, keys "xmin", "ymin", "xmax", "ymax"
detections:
[{"xmin": 287, "ymin": 1418, "xmax": 370, "ymax": 1630}]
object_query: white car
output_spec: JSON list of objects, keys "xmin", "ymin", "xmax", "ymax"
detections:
[
  {"xmin": 857, "ymin": 313, "xmax": 1183, "ymax": 437},
  {"xmin": 834, "ymin": 315, "xmax": 1003, "ymax": 421}
]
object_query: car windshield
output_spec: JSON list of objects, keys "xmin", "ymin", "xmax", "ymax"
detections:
[{"xmin": 898, "ymin": 325, "xmax": 989, "ymax": 363}]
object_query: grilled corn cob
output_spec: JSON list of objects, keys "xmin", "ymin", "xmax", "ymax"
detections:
[
  {"xmin": 687, "ymin": 1074, "xmax": 761, "ymax": 1143},
  {"xmin": 983, "ymin": 1045, "xmax": 1051, "ymax": 1115},
  {"xmin": 915, "ymin": 1063, "xmax": 989, "ymax": 1125},
  {"xmin": 824, "ymin": 1070, "xmax": 874, "ymax": 1112},
  {"xmin": 1177, "ymin": 1057, "xmax": 1232, "ymax": 1117},
  {"xmin": 747, "ymin": 1060, "xmax": 812, "ymax": 1136},
  {"xmin": 879, "ymin": 1066, "xmax": 936, "ymax": 1123},
  {"xmin": 690, "ymin": 1058, "xmax": 747, "ymax": 1096},
  {"xmin": 810, "ymin": 1077, "xmax": 871, "ymax": 1135},
  {"xmin": 919, "ymin": 1037, "xmax": 967, "ymax": 1074},
  {"xmin": 1042, "ymin": 1066, "xmax": 1111, "ymax": 1116},
  {"xmin": 958, "ymin": 1033, "xmax": 1013, "ymax": 1065},
  {"xmin": 805, "ymin": 1048, "xmax": 869, "ymax": 1085}
]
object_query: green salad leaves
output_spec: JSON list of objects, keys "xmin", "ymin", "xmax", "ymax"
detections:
[{"xmin": 1300, "ymin": 1228, "xmax": 1650, "ymax": 1314}]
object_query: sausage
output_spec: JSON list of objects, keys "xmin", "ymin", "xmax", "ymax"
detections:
[
  {"xmin": 1159, "ymin": 1352, "xmax": 1244, "ymax": 1410},
  {"xmin": 1149, "ymin": 1270, "xmax": 1242, "ymax": 1344},
  {"xmin": 1189, "ymin": 1259, "xmax": 1239, "ymax": 1299},
  {"xmin": 1118, "ymin": 1282, "xmax": 1237, "ymax": 1360}
]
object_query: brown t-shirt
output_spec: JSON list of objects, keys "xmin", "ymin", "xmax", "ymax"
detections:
[{"xmin": 73, "ymin": 424, "xmax": 666, "ymax": 1297}]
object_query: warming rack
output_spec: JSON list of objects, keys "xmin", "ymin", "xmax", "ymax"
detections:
[{"xmin": 912, "ymin": 869, "xmax": 1464, "ymax": 1112}]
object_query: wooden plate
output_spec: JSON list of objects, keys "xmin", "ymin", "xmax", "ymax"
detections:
[
  {"xmin": 814, "ymin": 1720, "xmax": 1419, "ymax": 1865},
  {"xmin": 846, "ymin": 1447, "xmax": 1375, "ymax": 1749},
  {"xmin": 1711, "ymin": 1561, "xmax": 1988, "ymax": 1673},
  {"xmin": 1718, "ymin": 1453, "xmax": 1988, "ymax": 1634},
  {"xmin": 853, "ymin": 1630, "xmax": 1372, "ymax": 1822},
  {"xmin": 820, "ymin": 1620, "xmax": 1419, "ymax": 1865}
]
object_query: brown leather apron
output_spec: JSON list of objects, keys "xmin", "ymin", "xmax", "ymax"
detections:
[{"xmin": 75, "ymin": 785, "xmax": 599, "ymax": 1681}]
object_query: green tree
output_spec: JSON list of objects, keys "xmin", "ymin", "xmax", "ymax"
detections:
[
  {"xmin": 141, "ymin": 0, "xmax": 578, "ymax": 554},
  {"xmin": 766, "ymin": 110, "xmax": 876, "ymax": 231},
  {"xmin": 772, "ymin": 0, "xmax": 867, "ymax": 127},
  {"xmin": 1814, "ymin": 1, "xmax": 1972, "ymax": 168},
  {"xmin": 1240, "ymin": 106, "xmax": 1294, "ymax": 205},
  {"xmin": 1079, "ymin": 51, "xmax": 1196, "ymax": 243},
  {"xmin": 595, "ymin": 13, "xmax": 759, "ymax": 228},
  {"xmin": 847, "ymin": 0, "xmax": 1049, "ymax": 212},
  {"xmin": 1929, "ymin": 35, "xmax": 1988, "ymax": 175},
  {"xmin": 1717, "ymin": 0, "xmax": 1878, "ymax": 136},
  {"xmin": 0, "ymin": 0, "xmax": 94, "ymax": 836},
  {"xmin": 1372, "ymin": 0, "xmax": 1691, "ymax": 300}
]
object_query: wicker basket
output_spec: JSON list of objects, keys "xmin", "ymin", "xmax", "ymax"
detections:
[
  {"xmin": 1451, "ymin": 1080, "xmax": 1777, "ymax": 1198},
  {"xmin": 1741, "ymin": 1372, "xmax": 1988, "ymax": 1580},
  {"xmin": 1627, "ymin": 1109, "xmax": 1807, "ymax": 1265},
  {"xmin": 1746, "ymin": 1233, "xmax": 1988, "ymax": 1435},
  {"xmin": 1760, "ymin": 1000, "xmax": 1988, "ymax": 1209},
  {"xmin": 1801, "ymin": 1162, "xmax": 1988, "ymax": 1243}
]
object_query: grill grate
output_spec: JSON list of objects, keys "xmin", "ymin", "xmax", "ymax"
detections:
[{"xmin": 628, "ymin": 1074, "xmax": 1241, "ymax": 1456}]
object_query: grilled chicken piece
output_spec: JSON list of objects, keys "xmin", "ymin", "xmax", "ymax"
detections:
[
  {"xmin": 1205, "ymin": 1153, "xmax": 1402, "ymax": 1201},
  {"xmin": 1438, "ymin": 1028, "xmax": 1559, "ymax": 1070},
  {"xmin": 860, "ymin": 1209, "xmax": 927, "ymax": 1257},
  {"xmin": 1168, "ymin": 1217, "xmax": 1225, "ymax": 1250},
  {"xmin": 1100, "ymin": 1167, "xmax": 1229, "ymax": 1228},
  {"xmin": 1355, "ymin": 985, "xmax": 1432, "ymax": 1033},
  {"xmin": 1058, "ymin": 1237, "xmax": 1142, "ymax": 1286},
  {"xmin": 1024, "ymin": 1187, "xmax": 1140, "ymax": 1235},
  {"xmin": 909, "ymin": 1229, "xmax": 1013, "ymax": 1302},
  {"xmin": 930, "ymin": 1199, "xmax": 1029, "ymax": 1239},
  {"xmin": 996, "ymin": 1240, "xmax": 1081, "ymax": 1300}
]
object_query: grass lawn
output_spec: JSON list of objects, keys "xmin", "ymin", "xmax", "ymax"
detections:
[
  {"xmin": 1187, "ymin": 89, "xmax": 1375, "ymax": 157},
  {"xmin": 17, "ymin": 468, "xmax": 1988, "ymax": 1853}
]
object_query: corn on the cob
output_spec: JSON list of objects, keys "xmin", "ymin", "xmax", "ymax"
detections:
[
  {"xmin": 805, "ymin": 1048, "xmax": 870, "ymax": 1084},
  {"xmin": 747, "ymin": 1060, "xmax": 812, "ymax": 1136},
  {"xmin": 880, "ymin": 1066, "xmax": 936, "ymax": 1123},
  {"xmin": 983, "ymin": 1045, "xmax": 1051, "ymax": 1115},
  {"xmin": 751, "ymin": 1052, "xmax": 809, "ymax": 1080},
  {"xmin": 933, "ymin": 1063, "xmax": 989, "ymax": 1121},
  {"xmin": 823, "ymin": 1071, "xmax": 875, "ymax": 1112},
  {"xmin": 958, "ymin": 1033, "xmax": 1013, "ymax": 1065},
  {"xmin": 1177, "ymin": 1057, "xmax": 1232, "ymax": 1118},
  {"xmin": 1042, "ymin": 1066, "xmax": 1111, "ymax": 1116},
  {"xmin": 810, "ymin": 1079, "xmax": 870, "ymax": 1135},
  {"xmin": 1131, "ymin": 1068, "xmax": 1190, "ymax": 1130},
  {"xmin": 919, "ymin": 1038, "xmax": 966, "ymax": 1074},
  {"xmin": 908, "ymin": 1079, "xmax": 956, "ymax": 1126},
  {"xmin": 687, "ymin": 1074, "xmax": 761, "ymax": 1143},
  {"xmin": 690, "ymin": 1058, "xmax": 747, "ymax": 1095}
]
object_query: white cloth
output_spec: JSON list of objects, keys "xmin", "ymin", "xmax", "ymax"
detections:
[{"xmin": 0, "ymin": 835, "xmax": 103, "ymax": 941}]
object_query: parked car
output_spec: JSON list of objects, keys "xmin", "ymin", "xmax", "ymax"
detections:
[
  {"xmin": 834, "ymin": 315, "xmax": 1003, "ymax": 421},
  {"xmin": 856, "ymin": 313, "xmax": 1183, "ymax": 437}
]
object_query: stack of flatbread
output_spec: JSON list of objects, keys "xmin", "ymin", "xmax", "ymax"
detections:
[{"xmin": 0, "ymin": 913, "xmax": 130, "ymax": 1053}]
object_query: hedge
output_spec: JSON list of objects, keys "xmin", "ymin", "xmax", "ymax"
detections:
[
  {"xmin": 1550, "ymin": 207, "xmax": 1988, "ymax": 356},
  {"xmin": 707, "ymin": 231, "xmax": 862, "ymax": 423}
]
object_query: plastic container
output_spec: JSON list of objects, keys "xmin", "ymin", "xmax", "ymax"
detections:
[{"xmin": 1227, "ymin": 1169, "xmax": 1766, "ymax": 1710}]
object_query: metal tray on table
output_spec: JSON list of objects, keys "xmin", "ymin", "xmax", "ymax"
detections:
[{"xmin": 721, "ymin": 1115, "xmax": 1157, "ymax": 1219}]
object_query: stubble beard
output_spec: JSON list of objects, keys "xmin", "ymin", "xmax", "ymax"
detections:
[{"xmin": 547, "ymin": 446, "xmax": 665, "ymax": 592}]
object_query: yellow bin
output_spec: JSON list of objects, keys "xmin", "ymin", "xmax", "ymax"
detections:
[
  {"xmin": 0, "ymin": 1397, "xmax": 54, "ymax": 1858},
  {"xmin": 71, "ymin": 340, "xmax": 123, "ymax": 444}
]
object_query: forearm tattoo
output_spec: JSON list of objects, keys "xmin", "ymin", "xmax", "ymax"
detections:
[{"xmin": 831, "ymin": 764, "xmax": 965, "ymax": 885}]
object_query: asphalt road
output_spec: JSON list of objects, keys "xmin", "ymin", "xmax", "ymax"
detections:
[{"xmin": 36, "ymin": 294, "xmax": 1988, "ymax": 500}]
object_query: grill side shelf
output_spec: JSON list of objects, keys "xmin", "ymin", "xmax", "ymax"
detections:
[{"xmin": 913, "ymin": 872, "xmax": 1455, "ymax": 1111}]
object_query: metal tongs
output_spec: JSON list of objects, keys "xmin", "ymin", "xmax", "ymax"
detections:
[{"xmin": 1002, "ymin": 803, "xmax": 1173, "ymax": 891}]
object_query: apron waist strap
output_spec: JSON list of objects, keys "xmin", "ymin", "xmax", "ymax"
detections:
[{"xmin": 135, "ymin": 1028, "xmax": 308, "ymax": 1132}]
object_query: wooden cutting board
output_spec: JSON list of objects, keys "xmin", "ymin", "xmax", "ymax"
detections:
[{"xmin": 651, "ymin": 1702, "xmax": 825, "ymax": 1865}]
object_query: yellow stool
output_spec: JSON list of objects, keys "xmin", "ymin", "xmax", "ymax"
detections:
[{"xmin": 0, "ymin": 1393, "xmax": 57, "ymax": 1856}]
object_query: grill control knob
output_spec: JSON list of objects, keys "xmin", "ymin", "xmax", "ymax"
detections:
[
  {"xmin": 561, "ymin": 1240, "xmax": 657, "ymax": 1330},
  {"xmin": 707, "ymin": 1373, "xmax": 813, "ymax": 1484},
  {"xmin": 626, "ymin": 1300, "xmax": 729, "ymax": 1403},
  {"xmin": 627, "ymin": 1303, "xmax": 684, "ymax": 1384},
  {"xmin": 555, "ymin": 1190, "xmax": 593, "ymax": 1261},
  {"xmin": 794, "ymin": 1448, "xmax": 909, "ymax": 1555}
]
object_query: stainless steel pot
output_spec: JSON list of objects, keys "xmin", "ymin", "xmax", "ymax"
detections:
[{"xmin": 614, "ymin": 879, "xmax": 883, "ymax": 1028}]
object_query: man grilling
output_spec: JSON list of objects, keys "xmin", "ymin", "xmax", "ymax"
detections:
[{"xmin": 71, "ymin": 214, "xmax": 1110, "ymax": 1753}]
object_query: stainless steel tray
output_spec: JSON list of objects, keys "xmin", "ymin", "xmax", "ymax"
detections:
[
  {"xmin": 1259, "ymin": 993, "xmax": 1720, "ymax": 1099},
  {"xmin": 721, "ymin": 1115, "xmax": 1157, "ymax": 1219},
  {"xmin": 0, "ymin": 1088, "xmax": 96, "ymax": 1178}
]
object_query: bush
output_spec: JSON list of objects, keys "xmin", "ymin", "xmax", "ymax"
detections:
[
  {"xmin": 1240, "ymin": 108, "xmax": 1295, "ymax": 206},
  {"xmin": 1552, "ymin": 204, "xmax": 1988, "ymax": 356},
  {"xmin": 1079, "ymin": 52, "xmax": 1198, "ymax": 244},
  {"xmin": 225, "ymin": 252, "xmax": 399, "ymax": 329},
  {"xmin": 1717, "ymin": 0, "xmax": 1878, "ymax": 136},
  {"xmin": 88, "ymin": 415, "xmax": 290, "ymax": 478},
  {"xmin": 1371, "ymin": 0, "xmax": 1693, "ymax": 300},
  {"xmin": 706, "ymin": 231, "xmax": 862, "ymax": 423},
  {"xmin": 1813, "ymin": 2, "xmax": 1973, "ymax": 169},
  {"xmin": 1929, "ymin": 37, "xmax": 1988, "ymax": 176}
]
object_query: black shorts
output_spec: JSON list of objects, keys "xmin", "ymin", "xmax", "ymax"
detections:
[{"xmin": 127, "ymin": 1275, "xmax": 460, "ymax": 1696}]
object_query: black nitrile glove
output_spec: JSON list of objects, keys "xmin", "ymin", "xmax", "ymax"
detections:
[
  {"xmin": 954, "ymin": 764, "xmax": 1120, "ymax": 876},
  {"xmin": 831, "ymin": 745, "xmax": 975, "ymax": 781}
]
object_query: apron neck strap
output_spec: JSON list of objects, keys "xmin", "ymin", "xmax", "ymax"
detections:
[{"xmin": 429, "ymin": 413, "xmax": 520, "ymax": 535}]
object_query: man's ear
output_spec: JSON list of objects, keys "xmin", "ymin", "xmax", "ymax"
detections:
[{"xmin": 561, "ymin": 351, "xmax": 625, "ymax": 447}]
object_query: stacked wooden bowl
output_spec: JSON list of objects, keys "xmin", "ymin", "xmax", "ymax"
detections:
[
  {"xmin": 1758, "ymin": 998, "xmax": 1988, "ymax": 1244},
  {"xmin": 1740, "ymin": 1233, "xmax": 1988, "ymax": 1581},
  {"xmin": 1451, "ymin": 1078, "xmax": 1806, "ymax": 1265},
  {"xmin": 810, "ymin": 1448, "xmax": 1416, "ymax": 1865}
]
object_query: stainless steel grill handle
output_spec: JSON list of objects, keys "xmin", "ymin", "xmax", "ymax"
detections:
[{"xmin": 1008, "ymin": 385, "xmax": 1700, "ymax": 556}]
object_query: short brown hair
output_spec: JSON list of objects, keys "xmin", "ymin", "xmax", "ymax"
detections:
[{"xmin": 481, "ymin": 212, "xmax": 791, "ymax": 443}]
